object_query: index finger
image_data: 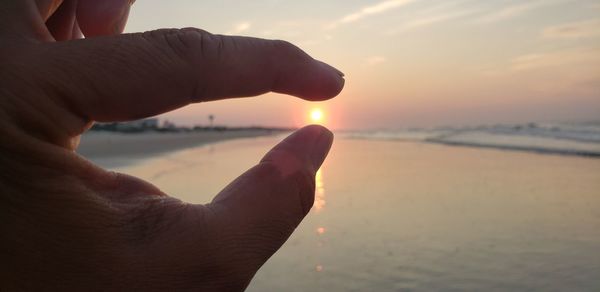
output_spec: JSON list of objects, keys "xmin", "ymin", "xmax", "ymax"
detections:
[{"xmin": 32, "ymin": 28, "xmax": 345, "ymax": 124}]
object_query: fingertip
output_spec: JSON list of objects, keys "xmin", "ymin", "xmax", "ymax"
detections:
[
  {"xmin": 314, "ymin": 60, "xmax": 345, "ymax": 98},
  {"xmin": 319, "ymin": 61, "xmax": 345, "ymax": 77},
  {"xmin": 300, "ymin": 61, "xmax": 345, "ymax": 101},
  {"xmin": 261, "ymin": 125, "xmax": 333, "ymax": 174},
  {"xmin": 268, "ymin": 40, "xmax": 345, "ymax": 101},
  {"xmin": 302, "ymin": 125, "xmax": 334, "ymax": 170}
]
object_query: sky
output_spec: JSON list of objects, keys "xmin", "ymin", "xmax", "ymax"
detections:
[{"xmin": 125, "ymin": 0, "xmax": 600, "ymax": 130}]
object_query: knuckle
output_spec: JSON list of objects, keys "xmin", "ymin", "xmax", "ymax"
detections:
[
  {"xmin": 144, "ymin": 28, "xmax": 224, "ymax": 101},
  {"xmin": 139, "ymin": 28, "xmax": 214, "ymax": 62},
  {"xmin": 271, "ymin": 39, "xmax": 295, "ymax": 53},
  {"xmin": 167, "ymin": 28, "xmax": 222, "ymax": 60},
  {"xmin": 270, "ymin": 39, "xmax": 306, "ymax": 62},
  {"xmin": 173, "ymin": 27, "xmax": 211, "ymax": 49}
]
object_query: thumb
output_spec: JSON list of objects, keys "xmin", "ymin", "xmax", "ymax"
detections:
[
  {"xmin": 204, "ymin": 125, "xmax": 333, "ymax": 288},
  {"xmin": 213, "ymin": 124, "xmax": 333, "ymax": 214},
  {"xmin": 76, "ymin": 0, "xmax": 132, "ymax": 37}
]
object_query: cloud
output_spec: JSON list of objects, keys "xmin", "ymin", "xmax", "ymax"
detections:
[
  {"xmin": 227, "ymin": 22, "xmax": 251, "ymax": 34},
  {"xmin": 511, "ymin": 54, "xmax": 546, "ymax": 71},
  {"xmin": 260, "ymin": 20, "xmax": 323, "ymax": 38},
  {"xmin": 327, "ymin": 0, "xmax": 416, "ymax": 29},
  {"xmin": 406, "ymin": 11, "xmax": 468, "ymax": 28},
  {"xmin": 475, "ymin": 1, "xmax": 547, "ymax": 23},
  {"xmin": 506, "ymin": 48, "xmax": 600, "ymax": 96},
  {"xmin": 383, "ymin": 0, "xmax": 478, "ymax": 35},
  {"xmin": 511, "ymin": 47, "xmax": 600, "ymax": 71},
  {"xmin": 386, "ymin": 8, "xmax": 477, "ymax": 34},
  {"xmin": 366, "ymin": 56, "xmax": 387, "ymax": 66},
  {"xmin": 542, "ymin": 19, "xmax": 600, "ymax": 39}
]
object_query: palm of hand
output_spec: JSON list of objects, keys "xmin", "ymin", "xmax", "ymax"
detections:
[{"xmin": 0, "ymin": 1, "xmax": 343, "ymax": 290}]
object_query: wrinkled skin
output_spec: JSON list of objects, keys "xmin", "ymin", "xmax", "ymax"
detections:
[{"xmin": 0, "ymin": 0, "xmax": 344, "ymax": 290}]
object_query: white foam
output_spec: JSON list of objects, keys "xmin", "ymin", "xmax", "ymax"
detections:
[{"xmin": 341, "ymin": 122, "xmax": 600, "ymax": 157}]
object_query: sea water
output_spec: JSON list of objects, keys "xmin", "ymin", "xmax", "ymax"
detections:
[{"xmin": 116, "ymin": 134, "xmax": 600, "ymax": 291}]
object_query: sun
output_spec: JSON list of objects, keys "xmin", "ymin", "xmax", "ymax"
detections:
[{"xmin": 310, "ymin": 108, "xmax": 324, "ymax": 123}]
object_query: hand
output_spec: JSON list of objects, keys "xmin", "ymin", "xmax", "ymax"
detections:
[{"xmin": 0, "ymin": 1, "xmax": 344, "ymax": 290}]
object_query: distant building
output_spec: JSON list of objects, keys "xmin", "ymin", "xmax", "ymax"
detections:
[
  {"xmin": 91, "ymin": 118, "xmax": 160, "ymax": 132},
  {"xmin": 162, "ymin": 120, "xmax": 176, "ymax": 130},
  {"xmin": 116, "ymin": 118, "xmax": 159, "ymax": 131}
]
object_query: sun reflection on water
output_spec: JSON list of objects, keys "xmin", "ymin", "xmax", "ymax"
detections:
[
  {"xmin": 314, "ymin": 169, "xmax": 325, "ymax": 212},
  {"xmin": 313, "ymin": 168, "xmax": 327, "ymax": 274},
  {"xmin": 316, "ymin": 227, "xmax": 326, "ymax": 235}
]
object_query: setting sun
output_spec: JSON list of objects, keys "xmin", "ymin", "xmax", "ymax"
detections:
[{"xmin": 310, "ymin": 108, "xmax": 324, "ymax": 124}]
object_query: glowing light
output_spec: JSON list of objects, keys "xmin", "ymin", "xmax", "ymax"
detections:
[
  {"xmin": 314, "ymin": 169, "xmax": 326, "ymax": 212},
  {"xmin": 310, "ymin": 108, "xmax": 324, "ymax": 123},
  {"xmin": 317, "ymin": 227, "xmax": 326, "ymax": 235}
]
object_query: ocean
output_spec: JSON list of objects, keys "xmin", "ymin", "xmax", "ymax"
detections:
[
  {"xmin": 343, "ymin": 121, "xmax": 600, "ymax": 157},
  {"xmin": 111, "ymin": 123, "xmax": 600, "ymax": 291}
]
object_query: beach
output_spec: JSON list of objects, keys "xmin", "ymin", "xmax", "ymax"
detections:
[
  {"xmin": 79, "ymin": 133, "xmax": 600, "ymax": 291},
  {"xmin": 78, "ymin": 129, "xmax": 279, "ymax": 168}
]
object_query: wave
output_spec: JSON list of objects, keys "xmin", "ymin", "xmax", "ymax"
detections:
[{"xmin": 342, "ymin": 122, "xmax": 600, "ymax": 157}]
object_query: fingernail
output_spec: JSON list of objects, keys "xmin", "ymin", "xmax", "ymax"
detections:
[
  {"xmin": 309, "ymin": 126, "xmax": 334, "ymax": 170},
  {"xmin": 319, "ymin": 61, "xmax": 345, "ymax": 77}
]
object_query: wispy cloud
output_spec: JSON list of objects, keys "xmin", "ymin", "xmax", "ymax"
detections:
[
  {"xmin": 408, "ymin": 11, "xmax": 471, "ymax": 27},
  {"xmin": 383, "ymin": 0, "xmax": 479, "ymax": 35},
  {"xmin": 542, "ymin": 19, "xmax": 600, "ymax": 39},
  {"xmin": 226, "ymin": 22, "xmax": 251, "ymax": 34},
  {"xmin": 475, "ymin": 1, "xmax": 548, "ymax": 23},
  {"xmin": 261, "ymin": 20, "xmax": 320, "ymax": 37},
  {"xmin": 511, "ymin": 54, "xmax": 545, "ymax": 71},
  {"xmin": 511, "ymin": 47, "xmax": 600, "ymax": 71},
  {"xmin": 258, "ymin": 20, "xmax": 331, "ymax": 47},
  {"xmin": 387, "ymin": 8, "xmax": 477, "ymax": 34},
  {"xmin": 366, "ymin": 56, "xmax": 387, "ymax": 66},
  {"xmin": 327, "ymin": 0, "xmax": 416, "ymax": 29}
]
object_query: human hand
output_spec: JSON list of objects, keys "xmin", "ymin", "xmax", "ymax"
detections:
[{"xmin": 0, "ymin": 1, "xmax": 344, "ymax": 290}]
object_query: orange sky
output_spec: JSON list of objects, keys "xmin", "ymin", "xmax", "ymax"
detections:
[{"xmin": 126, "ymin": 0, "xmax": 600, "ymax": 130}]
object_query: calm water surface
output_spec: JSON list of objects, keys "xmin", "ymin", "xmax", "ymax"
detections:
[{"xmin": 117, "ymin": 136, "xmax": 600, "ymax": 291}]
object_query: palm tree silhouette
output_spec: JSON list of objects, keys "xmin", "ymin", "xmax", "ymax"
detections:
[{"xmin": 208, "ymin": 114, "xmax": 215, "ymax": 128}]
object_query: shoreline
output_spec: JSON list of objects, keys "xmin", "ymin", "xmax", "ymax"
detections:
[
  {"xmin": 425, "ymin": 139, "xmax": 600, "ymax": 158},
  {"xmin": 340, "ymin": 126, "xmax": 600, "ymax": 159},
  {"xmin": 78, "ymin": 129, "xmax": 282, "ymax": 168},
  {"xmin": 79, "ymin": 127, "xmax": 600, "ymax": 170}
]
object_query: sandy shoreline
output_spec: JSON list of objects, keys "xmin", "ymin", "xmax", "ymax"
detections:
[{"xmin": 78, "ymin": 129, "xmax": 280, "ymax": 168}]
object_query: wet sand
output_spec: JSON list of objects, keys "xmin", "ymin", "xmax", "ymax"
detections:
[{"xmin": 111, "ymin": 136, "xmax": 600, "ymax": 291}]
